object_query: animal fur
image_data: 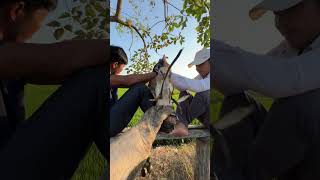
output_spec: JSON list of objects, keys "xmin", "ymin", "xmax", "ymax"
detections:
[
  {"xmin": 110, "ymin": 56, "xmax": 183, "ymax": 180},
  {"xmin": 148, "ymin": 67, "xmax": 174, "ymax": 106},
  {"xmin": 110, "ymin": 106, "xmax": 172, "ymax": 180}
]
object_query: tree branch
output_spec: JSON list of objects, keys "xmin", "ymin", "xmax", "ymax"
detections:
[
  {"xmin": 115, "ymin": 0, "xmax": 122, "ymax": 18},
  {"xmin": 110, "ymin": 16, "xmax": 146, "ymax": 50},
  {"xmin": 111, "ymin": 0, "xmax": 147, "ymax": 51}
]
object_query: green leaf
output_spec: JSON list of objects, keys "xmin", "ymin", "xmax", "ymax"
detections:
[
  {"xmin": 54, "ymin": 28, "xmax": 65, "ymax": 40},
  {"xmin": 72, "ymin": 15, "xmax": 81, "ymax": 23},
  {"xmin": 93, "ymin": 18, "xmax": 99, "ymax": 24},
  {"xmin": 99, "ymin": 11, "xmax": 107, "ymax": 18},
  {"xmin": 71, "ymin": 6, "xmax": 80, "ymax": 15},
  {"xmin": 99, "ymin": 19, "xmax": 107, "ymax": 30},
  {"xmin": 58, "ymin": 12, "xmax": 71, "ymax": 19},
  {"xmin": 64, "ymin": 24, "xmax": 73, "ymax": 32},
  {"xmin": 75, "ymin": 30, "xmax": 86, "ymax": 36},
  {"xmin": 85, "ymin": 4, "xmax": 96, "ymax": 17},
  {"xmin": 85, "ymin": 21, "xmax": 97, "ymax": 30},
  {"xmin": 92, "ymin": 1, "xmax": 105, "ymax": 13},
  {"xmin": 81, "ymin": 17, "xmax": 91, "ymax": 24},
  {"xmin": 47, "ymin": 21, "xmax": 60, "ymax": 27}
]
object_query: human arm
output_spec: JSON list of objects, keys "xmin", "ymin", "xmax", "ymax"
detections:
[
  {"xmin": 212, "ymin": 40, "xmax": 320, "ymax": 98},
  {"xmin": 0, "ymin": 40, "xmax": 108, "ymax": 84},
  {"xmin": 171, "ymin": 72, "xmax": 210, "ymax": 92},
  {"xmin": 110, "ymin": 72, "xmax": 157, "ymax": 88}
]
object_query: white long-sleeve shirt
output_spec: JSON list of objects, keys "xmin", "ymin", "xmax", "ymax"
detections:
[
  {"xmin": 213, "ymin": 36, "xmax": 320, "ymax": 98},
  {"xmin": 171, "ymin": 72, "xmax": 210, "ymax": 93}
]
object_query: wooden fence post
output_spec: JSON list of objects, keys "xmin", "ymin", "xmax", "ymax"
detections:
[{"xmin": 194, "ymin": 136, "xmax": 210, "ymax": 180}]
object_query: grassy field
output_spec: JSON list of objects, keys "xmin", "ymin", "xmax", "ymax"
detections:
[
  {"xmin": 24, "ymin": 85, "xmax": 273, "ymax": 180},
  {"xmin": 23, "ymin": 86, "xmax": 186, "ymax": 180},
  {"xmin": 25, "ymin": 85, "xmax": 106, "ymax": 180}
]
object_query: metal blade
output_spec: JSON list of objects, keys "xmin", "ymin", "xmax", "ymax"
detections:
[
  {"xmin": 214, "ymin": 105, "xmax": 255, "ymax": 130},
  {"xmin": 177, "ymin": 95, "xmax": 190, "ymax": 103}
]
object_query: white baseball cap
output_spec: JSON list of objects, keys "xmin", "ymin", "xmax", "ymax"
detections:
[
  {"xmin": 188, "ymin": 48, "xmax": 210, "ymax": 68},
  {"xmin": 249, "ymin": 0, "xmax": 303, "ymax": 20}
]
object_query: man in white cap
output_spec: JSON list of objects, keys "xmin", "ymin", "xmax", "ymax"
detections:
[
  {"xmin": 212, "ymin": 0, "xmax": 320, "ymax": 179},
  {"xmin": 164, "ymin": 48, "xmax": 210, "ymax": 136}
]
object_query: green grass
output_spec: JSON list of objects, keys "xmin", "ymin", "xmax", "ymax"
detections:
[
  {"xmin": 25, "ymin": 85, "xmax": 106, "ymax": 180},
  {"xmin": 23, "ymin": 86, "xmax": 273, "ymax": 180}
]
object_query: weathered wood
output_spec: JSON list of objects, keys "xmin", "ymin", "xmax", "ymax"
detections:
[
  {"xmin": 121, "ymin": 125, "xmax": 211, "ymax": 179},
  {"xmin": 156, "ymin": 126, "xmax": 210, "ymax": 140},
  {"xmin": 194, "ymin": 136, "xmax": 210, "ymax": 180}
]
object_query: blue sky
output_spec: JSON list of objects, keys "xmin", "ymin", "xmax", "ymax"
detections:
[
  {"xmin": 26, "ymin": 0, "xmax": 206, "ymax": 78},
  {"xmin": 110, "ymin": 0, "xmax": 205, "ymax": 78}
]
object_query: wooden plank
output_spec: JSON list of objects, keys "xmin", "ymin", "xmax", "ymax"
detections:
[
  {"xmin": 194, "ymin": 137, "xmax": 210, "ymax": 180},
  {"xmin": 156, "ymin": 128, "xmax": 210, "ymax": 140},
  {"xmin": 188, "ymin": 124, "xmax": 206, "ymax": 129},
  {"xmin": 124, "ymin": 125, "xmax": 210, "ymax": 140}
]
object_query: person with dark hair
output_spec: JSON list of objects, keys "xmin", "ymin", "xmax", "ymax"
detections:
[
  {"xmin": 165, "ymin": 48, "xmax": 210, "ymax": 137},
  {"xmin": 0, "ymin": 0, "xmax": 108, "ymax": 179},
  {"xmin": 110, "ymin": 45, "xmax": 128, "ymax": 65},
  {"xmin": 109, "ymin": 45, "xmax": 165, "ymax": 137},
  {"xmin": 212, "ymin": 0, "xmax": 320, "ymax": 179},
  {"xmin": 0, "ymin": 0, "xmax": 57, "ymax": 11},
  {"xmin": 110, "ymin": 46, "xmax": 128, "ymax": 108}
]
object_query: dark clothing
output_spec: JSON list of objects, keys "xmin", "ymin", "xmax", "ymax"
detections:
[
  {"xmin": 0, "ymin": 82, "xmax": 11, "ymax": 148},
  {"xmin": 4, "ymin": 80, "xmax": 26, "ymax": 129},
  {"xmin": 213, "ymin": 90, "xmax": 320, "ymax": 180},
  {"xmin": 109, "ymin": 83, "xmax": 154, "ymax": 137},
  {"xmin": 212, "ymin": 92, "xmax": 267, "ymax": 180},
  {"xmin": 109, "ymin": 87, "xmax": 118, "ymax": 106},
  {"xmin": 0, "ymin": 67, "xmax": 107, "ymax": 180},
  {"xmin": 0, "ymin": 80, "xmax": 26, "ymax": 149},
  {"xmin": 176, "ymin": 90, "xmax": 210, "ymax": 127}
]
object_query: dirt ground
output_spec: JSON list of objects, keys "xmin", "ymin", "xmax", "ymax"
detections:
[{"xmin": 135, "ymin": 143, "xmax": 196, "ymax": 180}]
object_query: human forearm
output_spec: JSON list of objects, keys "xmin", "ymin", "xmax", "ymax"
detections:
[
  {"xmin": 110, "ymin": 72, "xmax": 157, "ymax": 87},
  {"xmin": 171, "ymin": 73, "xmax": 210, "ymax": 92},
  {"xmin": 0, "ymin": 40, "xmax": 108, "ymax": 84},
  {"xmin": 66, "ymin": 40, "xmax": 109, "ymax": 73},
  {"xmin": 213, "ymin": 40, "xmax": 320, "ymax": 98}
]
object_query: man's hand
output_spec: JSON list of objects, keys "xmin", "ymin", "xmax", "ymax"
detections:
[
  {"xmin": 110, "ymin": 72, "xmax": 156, "ymax": 88},
  {"xmin": 152, "ymin": 59, "xmax": 164, "ymax": 75}
]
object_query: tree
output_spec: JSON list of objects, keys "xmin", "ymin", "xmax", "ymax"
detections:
[
  {"xmin": 111, "ymin": 0, "xmax": 210, "ymax": 74},
  {"xmin": 47, "ymin": 0, "xmax": 108, "ymax": 40}
]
